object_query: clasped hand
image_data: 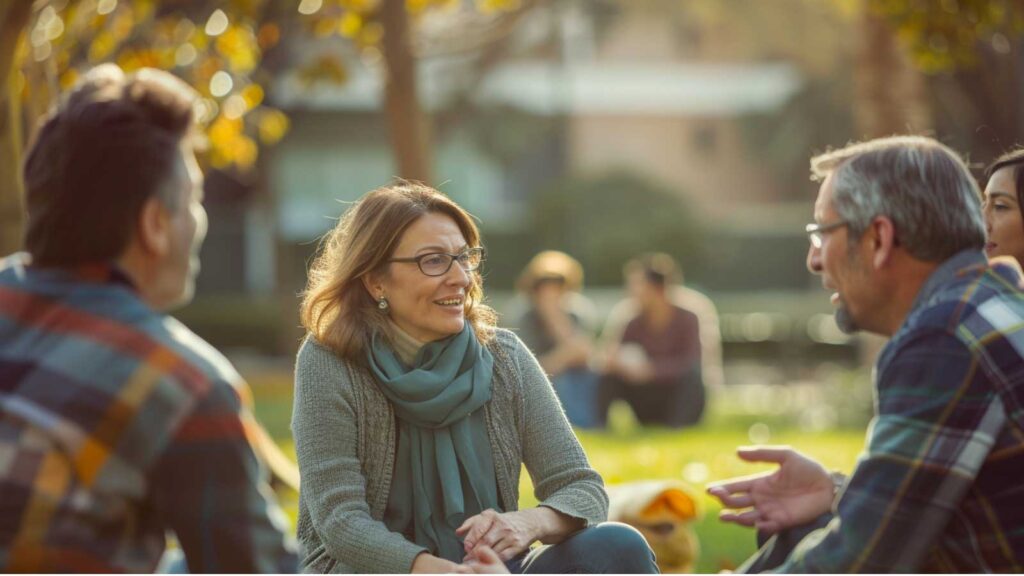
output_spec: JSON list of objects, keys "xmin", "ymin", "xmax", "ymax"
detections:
[
  {"xmin": 706, "ymin": 446, "xmax": 836, "ymax": 535},
  {"xmin": 456, "ymin": 509, "xmax": 540, "ymax": 563}
]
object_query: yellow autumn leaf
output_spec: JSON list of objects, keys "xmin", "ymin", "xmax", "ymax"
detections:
[
  {"xmin": 313, "ymin": 17, "xmax": 337, "ymax": 38},
  {"xmin": 209, "ymin": 145, "xmax": 232, "ymax": 169},
  {"xmin": 338, "ymin": 11, "xmax": 363, "ymax": 37},
  {"xmin": 132, "ymin": 0, "xmax": 156, "ymax": 21},
  {"xmin": 193, "ymin": 32, "xmax": 210, "ymax": 51},
  {"xmin": 475, "ymin": 0, "xmax": 520, "ymax": 14},
  {"xmin": 59, "ymin": 69, "xmax": 79, "ymax": 90},
  {"xmin": 233, "ymin": 135, "xmax": 259, "ymax": 169},
  {"xmin": 406, "ymin": 0, "xmax": 431, "ymax": 14},
  {"xmin": 359, "ymin": 22, "xmax": 383, "ymax": 46},
  {"xmin": 208, "ymin": 115, "xmax": 244, "ymax": 149},
  {"xmin": 216, "ymin": 25, "xmax": 259, "ymax": 73},
  {"xmin": 257, "ymin": 109, "xmax": 290, "ymax": 145},
  {"xmin": 89, "ymin": 31, "xmax": 117, "ymax": 62},
  {"xmin": 110, "ymin": 9, "xmax": 135, "ymax": 42},
  {"xmin": 241, "ymin": 84, "xmax": 264, "ymax": 108},
  {"xmin": 341, "ymin": 0, "xmax": 377, "ymax": 13}
]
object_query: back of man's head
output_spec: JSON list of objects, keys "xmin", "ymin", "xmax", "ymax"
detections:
[
  {"xmin": 23, "ymin": 64, "xmax": 198, "ymax": 266},
  {"xmin": 810, "ymin": 135, "xmax": 985, "ymax": 262}
]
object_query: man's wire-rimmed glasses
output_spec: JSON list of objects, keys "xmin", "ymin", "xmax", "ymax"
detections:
[{"xmin": 805, "ymin": 220, "xmax": 848, "ymax": 249}]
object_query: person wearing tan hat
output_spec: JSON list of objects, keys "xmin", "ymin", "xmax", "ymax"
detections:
[{"xmin": 514, "ymin": 251, "xmax": 601, "ymax": 428}]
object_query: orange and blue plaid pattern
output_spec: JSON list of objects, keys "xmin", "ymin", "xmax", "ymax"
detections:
[
  {"xmin": 751, "ymin": 250, "xmax": 1024, "ymax": 573},
  {"xmin": 0, "ymin": 254, "xmax": 295, "ymax": 572}
]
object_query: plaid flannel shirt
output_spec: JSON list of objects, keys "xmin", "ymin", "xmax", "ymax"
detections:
[
  {"xmin": 751, "ymin": 250, "xmax": 1024, "ymax": 572},
  {"xmin": 0, "ymin": 254, "xmax": 296, "ymax": 572}
]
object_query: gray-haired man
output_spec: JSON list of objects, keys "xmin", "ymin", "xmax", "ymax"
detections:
[{"xmin": 708, "ymin": 136, "xmax": 1024, "ymax": 572}]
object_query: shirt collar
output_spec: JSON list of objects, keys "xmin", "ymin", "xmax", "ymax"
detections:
[
  {"xmin": 908, "ymin": 249, "xmax": 987, "ymax": 316},
  {"xmin": 17, "ymin": 252, "xmax": 138, "ymax": 291}
]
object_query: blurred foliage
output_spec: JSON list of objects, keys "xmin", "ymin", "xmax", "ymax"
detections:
[
  {"xmin": 530, "ymin": 171, "xmax": 706, "ymax": 286},
  {"xmin": 868, "ymin": 0, "xmax": 1024, "ymax": 73},
  {"xmin": 173, "ymin": 294, "xmax": 287, "ymax": 354},
  {"xmin": 15, "ymin": 0, "xmax": 523, "ymax": 173},
  {"xmin": 19, "ymin": 0, "xmax": 298, "ymax": 172},
  {"xmin": 675, "ymin": 0, "xmax": 856, "ymax": 76},
  {"xmin": 466, "ymin": 104, "xmax": 563, "ymax": 165},
  {"xmin": 738, "ymin": 76, "xmax": 856, "ymax": 202}
]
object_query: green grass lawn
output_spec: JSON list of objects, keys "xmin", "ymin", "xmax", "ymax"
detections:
[{"xmin": 251, "ymin": 381, "xmax": 866, "ymax": 573}]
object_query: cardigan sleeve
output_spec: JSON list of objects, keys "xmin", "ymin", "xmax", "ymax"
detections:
[
  {"xmin": 501, "ymin": 330, "xmax": 609, "ymax": 525},
  {"xmin": 292, "ymin": 338, "xmax": 427, "ymax": 573}
]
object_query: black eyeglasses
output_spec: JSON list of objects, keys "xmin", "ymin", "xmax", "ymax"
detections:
[
  {"xmin": 805, "ymin": 220, "xmax": 848, "ymax": 249},
  {"xmin": 387, "ymin": 247, "xmax": 486, "ymax": 277}
]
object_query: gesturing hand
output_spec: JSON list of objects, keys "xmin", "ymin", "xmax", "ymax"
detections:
[
  {"xmin": 456, "ymin": 509, "xmax": 538, "ymax": 562},
  {"xmin": 706, "ymin": 446, "xmax": 836, "ymax": 535}
]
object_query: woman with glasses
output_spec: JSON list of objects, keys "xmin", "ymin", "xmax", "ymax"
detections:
[
  {"xmin": 292, "ymin": 182, "xmax": 657, "ymax": 574},
  {"xmin": 982, "ymin": 148, "xmax": 1024, "ymax": 267}
]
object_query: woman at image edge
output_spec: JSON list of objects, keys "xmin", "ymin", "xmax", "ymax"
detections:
[
  {"xmin": 291, "ymin": 182, "xmax": 658, "ymax": 574},
  {"xmin": 983, "ymin": 148, "xmax": 1024, "ymax": 267}
]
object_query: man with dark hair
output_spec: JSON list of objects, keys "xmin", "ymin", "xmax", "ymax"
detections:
[
  {"xmin": 598, "ymin": 253, "xmax": 707, "ymax": 428},
  {"xmin": 708, "ymin": 136, "xmax": 1024, "ymax": 572},
  {"xmin": 0, "ymin": 65, "xmax": 296, "ymax": 572}
]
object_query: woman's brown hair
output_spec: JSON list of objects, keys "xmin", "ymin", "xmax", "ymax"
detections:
[{"xmin": 300, "ymin": 182, "xmax": 496, "ymax": 361}]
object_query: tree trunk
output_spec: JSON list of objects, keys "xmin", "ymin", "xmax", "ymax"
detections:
[
  {"xmin": 0, "ymin": 1, "xmax": 32, "ymax": 258},
  {"xmin": 853, "ymin": 6, "xmax": 933, "ymax": 138},
  {"xmin": 380, "ymin": 0, "xmax": 433, "ymax": 184}
]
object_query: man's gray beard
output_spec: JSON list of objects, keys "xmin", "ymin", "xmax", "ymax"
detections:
[{"xmin": 834, "ymin": 305, "xmax": 860, "ymax": 334}]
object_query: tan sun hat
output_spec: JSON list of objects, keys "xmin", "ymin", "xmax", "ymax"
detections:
[{"xmin": 517, "ymin": 251, "xmax": 584, "ymax": 293}]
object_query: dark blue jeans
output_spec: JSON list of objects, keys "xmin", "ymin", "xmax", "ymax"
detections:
[
  {"xmin": 552, "ymin": 368, "xmax": 601, "ymax": 429},
  {"xmin": 507, "ymin": 522, "xmax": 660, "ymax": 574}
]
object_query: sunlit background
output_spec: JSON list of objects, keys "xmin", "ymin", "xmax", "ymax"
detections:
[{"xmin": 1, "ymin": 0, "xmax": 1021, "ymax": 571}]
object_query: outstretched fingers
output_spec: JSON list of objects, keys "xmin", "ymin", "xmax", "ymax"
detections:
[
  {"xmin": 718, "ymin": 507, "xmax": 761, "ymax": 528},
  {"xmin": 706, "ymin": 487, "xmax": 755, "ymax": 510},
  {"xmin": 736, "ymin": 445, "xmax": 795, "ymax": 464}
]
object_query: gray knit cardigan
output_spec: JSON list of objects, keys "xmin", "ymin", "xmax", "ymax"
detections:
[{"xmin": 291, "ymin": 328, "xmax": 608, "ymax": 574}]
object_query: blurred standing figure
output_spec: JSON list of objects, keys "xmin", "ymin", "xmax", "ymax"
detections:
[
  {"xmin": 0, "ymin": 65, "xmax": 295, "ymax": 572},
  {"xmin": 598, "ymin": 253, "xmax": 706, "ymax": 428},
  {"xmin": 982, "ymin": 148, "xmax": 1024, "ymax": 267},
  {"xmin": 515, "ymin": 251, "xmax": 600, "ymax": 428}
]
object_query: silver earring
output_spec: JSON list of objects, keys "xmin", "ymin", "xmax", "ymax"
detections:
[{"xmin": 378, "ymin": 295, "xmax": 389, "ymax": 311}]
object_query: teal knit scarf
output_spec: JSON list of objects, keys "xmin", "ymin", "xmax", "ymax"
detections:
[{"xmin": 366, "ymin": 324, "xmax": 500, "ymax": 561}]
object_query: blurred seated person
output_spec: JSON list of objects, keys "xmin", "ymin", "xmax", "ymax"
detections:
[
  {"xmin": 515, "ymin": 251, "xmax": 600, "ymax": 428},
  {"xmin": 598, "ymin": 253, "xmax": 706, "ymax": 428}
]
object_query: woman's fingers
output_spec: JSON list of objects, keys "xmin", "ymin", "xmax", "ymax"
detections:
[
  {"xmin": 459, "ymin": 511, "xmax": 497, "ymax": 551},
  {"xmin": 491, "ymin": 538, "xmax": 521, "ymax": 562}
]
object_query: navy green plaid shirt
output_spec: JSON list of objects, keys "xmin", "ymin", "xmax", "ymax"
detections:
[
  {"xmin": 751, "ymin": 250, "xmax": 1024, "ymax": 572},
  {"xmin": 0, "ymin": 254, "xmax": 297, "ymax": 572}
]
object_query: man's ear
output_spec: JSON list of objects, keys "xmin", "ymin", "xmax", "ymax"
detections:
[
  {"xmin": 868, "ymin": 215, "xmax": 898, "ymax": 269},
  {"xmin": 136, "ymin": 196, "xmax": 171, "ymax": 258}
]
